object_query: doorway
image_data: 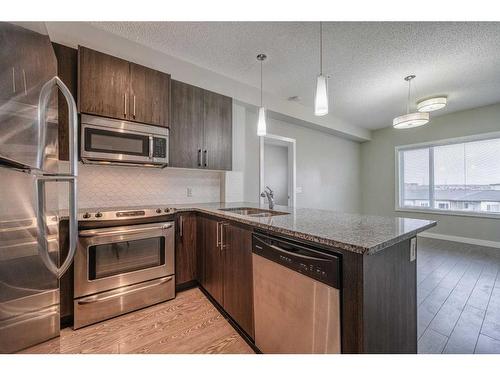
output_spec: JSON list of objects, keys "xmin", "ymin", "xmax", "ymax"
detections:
[{"xmin": 259, "ymin": 134, "xmax": 296, "ymax": 207}]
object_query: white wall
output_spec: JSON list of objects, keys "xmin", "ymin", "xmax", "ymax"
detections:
[
  {"xmin": 264, "ymin": 143, "xmax": 289, "ymax": 206},
  {"xmin": 232, "ymin": 104, "xmax": 362, "ymax": 212},
  {"xmin": 361, "ymin": 102, "xmax": 500, "ymax": 244}
]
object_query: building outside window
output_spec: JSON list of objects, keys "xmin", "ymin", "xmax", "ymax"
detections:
[{"xmin": 396, "ymin": 133, "xmax": 500, "ymax": 217}]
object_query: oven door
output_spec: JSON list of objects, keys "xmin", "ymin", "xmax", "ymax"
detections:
[{"xmin": 74, "ymin": 222, "xmax": 174, "ymax": 298}]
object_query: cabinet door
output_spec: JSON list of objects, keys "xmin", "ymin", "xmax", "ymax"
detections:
[
  {"xmin": 129, "ymin": 63, "xmax": 170, "ymax": 127},
  {"xmin": 203, "ymin": 90, "xmax": 232, "ymax": 171},
  {"xmin": 78, "ymin": 46, "xmax": 130, "ymax": 120},
  {"xmin": 53, "ymin": 43, "xmax": 77, "ymax": 162},
  {"xmin": 175, "ymin": 213, "xmax": 197, "ymax": 286},
  {"xmin": 170, "ymin": 80, "xmax": 204, "ymax": 168},
  {"xmin": 223, "ymin": 224, "xmax": 254, "ymax": 338},
  {"xmin": 200, "ymin": 216, "xmax": 224, "ymax": 305}
]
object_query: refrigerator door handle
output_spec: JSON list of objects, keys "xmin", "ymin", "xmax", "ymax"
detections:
[
  {"xmin": 36, "ymin": 75, "xmax": 78, "ymax": 279},
  {"xmin": 36, "ymin": 175, "xmax": 78, "ymax": 279},
  {"xmin": 37, "ymin": 76, "xmax": 78, "ymax": 176}
]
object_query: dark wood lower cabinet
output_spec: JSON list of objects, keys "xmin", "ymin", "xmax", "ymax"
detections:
[
  {"xmin": 222, "ymin": 223, "xmax": 254, "ymax": 339},
  {"xmin": 175, "ymin": 213, "xmax": 197, "ymax": 286},
  {"xmin": 195, "ymin": 215, "xmax": 254, "ymax": 339},
  {"xmin": 198, "ymin": 216, "xmax": 224, "ymax": 306}
]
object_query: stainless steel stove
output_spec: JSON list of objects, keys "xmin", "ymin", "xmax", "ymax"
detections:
[{"xmin": 74, "ymin": 206, "xmax": 176, "ymax": 329}]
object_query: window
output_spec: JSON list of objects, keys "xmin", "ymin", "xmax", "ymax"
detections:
[{"xmin": 397, "ymin": 134, "xmax": 500, "ymax": 216}]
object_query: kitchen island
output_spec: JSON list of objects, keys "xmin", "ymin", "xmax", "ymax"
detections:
[{"xmin": 73, "ymin": 202, "xmax": 436, "ymax": 354}]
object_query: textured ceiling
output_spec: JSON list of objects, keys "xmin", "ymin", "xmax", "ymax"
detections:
[{"xmin": 91, "ymin": 22, "xmax": 500, "ymax": 130}]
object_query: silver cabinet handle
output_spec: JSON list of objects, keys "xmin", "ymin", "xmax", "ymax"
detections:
[
  {"xmin": 179, "ymin": 215, "xmax": 184, "ymax": 238},
  {"xmin": 220, "ymin": 223, "xmax": 229, "ymax": 250},
  {"xmin": 124, "ymin": 93, "xmax": 127, "ymax": 117},
  {"xmin": 133, "ymin": 95, "xmax": 136, "ymax": 118},
  {"xmin": 77, "ymin": 276, "xmax": 173, "ymax": 305},
  {"xmin": 12, "ymin": 67, "xmax": 16, "ymax": 93},
  {"xmin": 22, "ymin": 69, "xmax": 27, "ymax": 95},
  {"xmin": 198, "ymin": 149, "xmax": 202, "ymax": 167},
  {"xmin": 36, "ymin": 76, "xmax": 78, "ymax": 279},
  {"xmin": 216, "ymin": 221, "xmax": 220, "ymax": 248},
  {"xmin": 204, "ymin": 149, "xmax": 208, "ymax": 168}
]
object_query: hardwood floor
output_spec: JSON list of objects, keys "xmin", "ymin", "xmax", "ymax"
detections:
[
  {"xmin": 417, "ymin": 237, "xmax": 500, "ymax": 354},
  {"xmin": 21, "ymin": 288, "xmax": 254, "ymax": 354}
]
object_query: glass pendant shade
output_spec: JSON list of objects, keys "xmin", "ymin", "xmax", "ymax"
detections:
[
  {"xmin": 257, "ymin": 106, "xmax": 267, "ymax": 136},
  {"xmin": 417, "ymin": 97, "xmax": 447, "ymax": 112},
  {"xmin": 392, "ymin": 112, "xmax": 430, "ymax": 129},
  {"xmin": 314, "ymin": 74, "xmax": 329, "ymax": 116}
]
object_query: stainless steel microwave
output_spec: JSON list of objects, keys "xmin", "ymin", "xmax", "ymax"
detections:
[{"xmin": 80, "ymin": 114, "xmax": 169, "ymax": 168}]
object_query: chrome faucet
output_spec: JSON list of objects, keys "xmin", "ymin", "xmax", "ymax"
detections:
[{"xmin": 260, "ymin": 186, "xmax": 275, "ymax": 210}]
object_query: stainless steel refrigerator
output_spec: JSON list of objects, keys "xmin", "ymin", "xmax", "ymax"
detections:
[{"xmin": 0, "ymin": 22, "xmax": 78, "ymax": 353}]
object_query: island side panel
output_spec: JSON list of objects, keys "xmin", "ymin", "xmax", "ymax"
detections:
[
  {"xmin": 339, "ymin": 250, "xmax": 364, "ymax": 353},
  {"xmin": 362, "ymin": 238, "xmax": 417, "ymax": 353}
]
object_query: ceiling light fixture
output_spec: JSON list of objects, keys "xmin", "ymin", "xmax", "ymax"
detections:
[
  {"xmin": 314, "ymin": 22, "xmax": 328, "ymax": 116},
  {"xmin": 417, "ymin": 97, "xmax": 447, "ymax": 112},
  {"xmin": 256, "ymin": 53, "xmax": 267, "ymax": 136},
  {"xmin": 393, "ymin": 75, "xmax": 430, "ymax": 129}
]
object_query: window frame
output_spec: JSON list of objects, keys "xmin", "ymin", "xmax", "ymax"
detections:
[{"xmin": 395, "ymin": 131, "xmax": 500, "ymax": 220}]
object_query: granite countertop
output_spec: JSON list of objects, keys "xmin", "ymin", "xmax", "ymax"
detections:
[
  {"xmin": 76, "ymin": 202, "xmax": 435, "ymax": 255},
  {"xmin": 174, "ymin": 202, "xmax": 435, "ymax": 255}
]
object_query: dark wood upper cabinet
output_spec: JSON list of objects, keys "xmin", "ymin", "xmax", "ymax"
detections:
[
  {"xmin": 170, "ymin": 80, "xmax": 232, "ymax": 171},
  {"xmin": 222, "ymin": 223, "xmax": 254, "ymax": 339},
  {"xmin": 203, "ymin": 90, "xmax": 232, "ymax": 171},
  {"xmin": 175, "ymin": 212, "xmax": 198, "ymax": 286},
  {"xmin": 52, "ymin": 43, "xmax": 77, "ymax": 161},
  {"xmin": 129, "ymin": 63, "xmax": 170, "ymax": 127},
  {"xmin": 78, "ymin": 46, "xmax": 130, "ymax": 121},
  {"xmin": 78, "ymin": 46, "xmax": 170, "ymax": 127},
  {"xmin": 199, "ymin": 215, "xmax": 224, "ymax": 306},
  {"xmin": 170, "ymin": 80, "xmax": 204, "ymax": 168}
]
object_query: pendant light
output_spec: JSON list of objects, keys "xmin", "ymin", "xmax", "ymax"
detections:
[
  {"xmin": 256, "ymin": 53, "xmax": 267, "ymax": 136},
  {"xmin": 314, "ymin": 22, "xmax": 328, "ymax": 116},
  {"xmin": 393, "ymin": 75, "xmax": 430, "ymax": 129},
  {"xmin": 417, "ymin": 97, "xmax": 447, "ymax": 112}
]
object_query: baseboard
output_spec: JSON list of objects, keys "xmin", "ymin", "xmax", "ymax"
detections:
[{"xmin": 418, "ymin": 232, "xmax": 500, "ymax": 249}]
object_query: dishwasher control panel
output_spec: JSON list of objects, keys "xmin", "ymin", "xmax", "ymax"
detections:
[{"xmin": 252, "ymin": 233, "xmax": 340, "ymax": 289}]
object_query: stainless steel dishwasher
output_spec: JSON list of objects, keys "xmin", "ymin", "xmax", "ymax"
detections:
[{"xmin": 252, "ymin": 232, "xmax": 341, "ymax": 354}]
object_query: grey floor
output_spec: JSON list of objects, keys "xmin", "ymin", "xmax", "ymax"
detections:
[{"xmin": 417, "ymin": 237, "xmax": 500, "ymax": 354}]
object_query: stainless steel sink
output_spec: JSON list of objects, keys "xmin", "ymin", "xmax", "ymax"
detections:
[{"xmin": 218, "ymin": 207, "xmax": 289, "ymax": 218}]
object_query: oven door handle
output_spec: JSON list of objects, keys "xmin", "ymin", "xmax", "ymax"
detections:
[
  {"xmin": 77, "ymin": 276, "xmax": 173, "ymax": 305},
  {"xmin": 78, "ymin": 223, "xmax": 173, "ymax": 238}
]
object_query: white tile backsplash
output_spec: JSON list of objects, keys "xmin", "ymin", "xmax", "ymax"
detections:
[{"xmin": 60, "ymin": 162, "xmax": 222, "ymax": 209}]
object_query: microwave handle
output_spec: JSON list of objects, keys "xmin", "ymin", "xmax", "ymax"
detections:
[{"xmin": 149, "ymin": 136, "xmax": 154, "ymax": 159}]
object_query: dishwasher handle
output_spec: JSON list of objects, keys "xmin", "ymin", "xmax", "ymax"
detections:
[{"xmin": 252, "ymin": 233, "xmax": 340, "ymax": 289}]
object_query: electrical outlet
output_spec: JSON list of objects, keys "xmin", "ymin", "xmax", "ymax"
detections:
[
  {"xmin": 410, "ymin": 237, "xmax": 417, "ymax": 262},
  {"xmin": 186, "ymin": 187, "xmax": 192, "ymax": 197}
]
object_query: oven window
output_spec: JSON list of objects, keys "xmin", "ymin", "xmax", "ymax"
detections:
[
  {"xmin": 84, "ymin": 128, "xmax": 149, "ymax": 156},
  {"xmin": 88, "ymin": 237, "xmax": 165, "ymax": 280}
]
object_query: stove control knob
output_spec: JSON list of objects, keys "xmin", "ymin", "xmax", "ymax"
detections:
[
  {"xmin": 156, "ymin": 208, "xmax": 162, "ymax": 214},
  {"xmin": 164, "ymin": 208, "xmax": 170, "ymax": 213},
  {"xmin": 95, "ymin": 212, "xmax": 103, "ymax": 218},
  {"xmin": 82, "ymin": 212, "xmax": 91, "ymax": 219}
]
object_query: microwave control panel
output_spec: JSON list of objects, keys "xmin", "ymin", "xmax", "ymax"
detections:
[{"xmin": 153, "ymin": 137, "xmax": 167, "ymax": 158}]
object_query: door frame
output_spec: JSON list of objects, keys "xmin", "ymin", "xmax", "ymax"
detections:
[{"xmin": 259, "ymin": 134, "xmax": 296, "ymax": 207}]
